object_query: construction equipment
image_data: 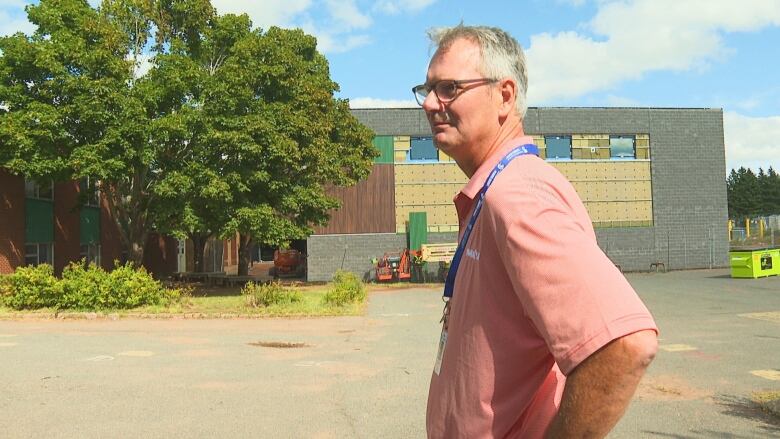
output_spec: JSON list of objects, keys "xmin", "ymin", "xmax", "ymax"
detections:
[
  {"xmin": 375, "ymin": 249, "xmax": 411, "ymax": 282},
  {"xmin": 270, "ymin": 249, "xmax": 306, "ymax": 279}
]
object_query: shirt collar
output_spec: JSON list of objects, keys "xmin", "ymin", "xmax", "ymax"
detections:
[{"xmin": 457, "ymin": 135, "xmax": 535, "ymax": 201}]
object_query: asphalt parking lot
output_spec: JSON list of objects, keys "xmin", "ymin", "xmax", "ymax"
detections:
[{"xmin": 1, "ymin": 268, "xmax": 778, "ymax": 438}]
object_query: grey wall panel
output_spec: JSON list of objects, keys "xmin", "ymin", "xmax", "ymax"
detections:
[
  {"xmin": 336, "ymin": 107, "xmax": 729, "ymax": 276},
  {"xmin": 307, "ymin": 233, "xmax": 407, "ymax": 282}
]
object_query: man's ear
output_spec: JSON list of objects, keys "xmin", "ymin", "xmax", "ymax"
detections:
[{"xmin": 498, "ymin": 78, "xmax": 517, "ymax": 119}]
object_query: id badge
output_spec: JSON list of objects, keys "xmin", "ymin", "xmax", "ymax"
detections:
[
  {"xmin": 434, "ymin": 299, "xmax": 451, "ymax": 375},
  {"xmin": 434, "ymin": 328, "xmax": 447, "ymax": 375}
]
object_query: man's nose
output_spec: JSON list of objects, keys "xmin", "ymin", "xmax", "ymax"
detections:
[{"xmin": 421, "ymin": 90, "xmax": 442, "ymax": 113}]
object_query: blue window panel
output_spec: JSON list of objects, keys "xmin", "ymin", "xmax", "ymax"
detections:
[
  {"xmin": 610, "ymin": 136, "xmax": 635, "ymax": 159},
  {"xmin": 545, "ymin": 136, "xmax": 572, "ymax": 159},
  {"xmin": 409, "ymin": 137, "xmax": 438, "ymax": 161}
]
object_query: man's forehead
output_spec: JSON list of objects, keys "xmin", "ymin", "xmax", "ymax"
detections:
[{"xmin": 427, "ymin": 38, "xmax": 482, "ymax": 78}]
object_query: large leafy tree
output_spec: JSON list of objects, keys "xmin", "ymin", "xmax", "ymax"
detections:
[
  {"xmin": 0, "ymin": 0, "xmax": 376, "ymax": 274},
  {"xmin": 0, "ymin": 0, "xmax": 155, "ymax": 264}
]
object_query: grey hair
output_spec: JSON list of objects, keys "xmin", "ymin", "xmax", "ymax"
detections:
[{"xmin": 427, "ymin": 24, "xmax": 528, "ymax": 119}]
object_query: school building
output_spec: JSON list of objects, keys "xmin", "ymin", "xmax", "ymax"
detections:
[{"xmin": 306, "ymin": 107, "xmax": 729, "ymax": 281}]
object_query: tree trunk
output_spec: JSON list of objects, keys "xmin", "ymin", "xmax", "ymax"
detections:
[
  {"xmin": 102, "ymin": 182, "xmax": 148, "ymax": 269},
  {"xmin": 237, "ymin": 233, "xmax": 252, "ymax": 276},
  {"xmin": 129, "ymin": 239, "xmax": 145, "ymax": 267},
  {"xmin": 190, "ymin": 234, "xmax": 210, "ymax": 273}
]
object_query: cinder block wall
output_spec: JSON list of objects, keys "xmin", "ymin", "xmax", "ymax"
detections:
[
  {"xmin": 525, "ymin": 107, "xmax": 728, "ymax": 270},
  {"xmin": 307, "ymin": 233, "xmax": 407, "ymax": 282},
  {"xmin": 308, "ymin": 107, "xmax": 729, "ymax": 280}
]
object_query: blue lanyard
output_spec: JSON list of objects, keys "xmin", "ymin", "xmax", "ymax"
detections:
[{"xmin": 443, "ymin": 144, "xmax": 539, "ymax": 299}]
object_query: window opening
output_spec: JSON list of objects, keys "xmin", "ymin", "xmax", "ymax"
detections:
[
  {"xmin": 408, "ymin": 137, "xmax": 438, "ymax": 161},
  {"xmin": 545, "ymin": 136, "xmax": 572, "ymax": 160},
  {"xmin": 610, "ymin": 135, "xmax": 636, "ymax": 159}
]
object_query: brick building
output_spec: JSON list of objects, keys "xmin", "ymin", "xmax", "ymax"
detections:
[
  {"xmin": 0, "ymin": 169, "xmax": 178, "ymax": 276},
  {"xmin": 306, "ymin": 107, "xmax": 729, "ymax": 281}
]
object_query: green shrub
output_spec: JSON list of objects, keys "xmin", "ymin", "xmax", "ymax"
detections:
[
  {"xmin": 322, "ymin": 270, "xmax": 366, "ymax": 306},
  {"xmin": 59, "ymin": 262, "xmax": 179, "ymax": 310},
  {"xmin": 1, "ymin": 262, "xmax": 180, "ymax": 311},
  {"xmin": 242, "ymin": 281, "xmax": 303, "ymax": 307},
  {"xmin": 0, "ymin": 264, "xmax": 61, "ymax": 309},
  {"xmin": 104, "ymin": 262, "xmax": 180, "ymax": 309}
]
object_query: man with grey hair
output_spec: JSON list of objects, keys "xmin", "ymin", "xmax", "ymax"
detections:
[{"xmin": 413, "ymin": 25, "xmax": 658, "ymax": 438}]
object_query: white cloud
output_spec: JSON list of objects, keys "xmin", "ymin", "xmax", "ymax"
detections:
[
  {"xmin": 310, "ymin": 30, "xmax": 372, "ymax": 54},
  {"xmin": 724, "ymin": 111, "xmax": 780, "ymax": 172},
  {"xmin": 211, "ymin": 0, "xmax": 313, "ymax": 29},
  {"xmin": 0, "ymin": 8, "xmax": 34, "ymax": 37},
  {"xmin": 324, "ymin": 0, "xmax": 371, "ymax": 30},
  {"xmin": 374, "ymin": 0, "xmax": 437, "ymax": 15},
  {"xmin": 526, "ymin": 0, "xmax": 780, "ymax": 105},
  {"xmin": 349, "ymin": 97, "xmax": 418, "ymax": 108},
  {"xmin": 735, "ymin": 98, "xmax": 761, "ymax": 111},
  {"xmin": 604, "ymin": 95, "xmax": 641, "ymax": 107},
  {"xmin": 213, "ymin": 0, "xmax": 375, "ymax": 54}
]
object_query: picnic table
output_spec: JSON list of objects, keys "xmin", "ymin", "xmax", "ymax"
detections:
[
  {"xmin": 206, "ymin": 273, "xmax": 251, "ymax": 287},
  {"xmin": 175, "ymin": 271, "xmax": 225, "ymax": 283}
]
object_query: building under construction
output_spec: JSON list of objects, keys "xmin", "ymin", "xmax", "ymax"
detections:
[{"xmin": 306, "ymin": 107, "xmax": 729, "ymax": 281}]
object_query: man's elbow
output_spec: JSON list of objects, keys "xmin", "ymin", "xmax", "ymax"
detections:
[{"xmin": 623, "ymin": 329, "xmax": 658, "ymax": 370}]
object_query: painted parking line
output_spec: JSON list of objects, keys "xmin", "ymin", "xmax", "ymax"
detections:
[
  {"xmin": 82, "ymin": 355, "xmax": 115, "ymax": 362},
  {"xmin": 660, "ymin": 344, "xmax": 698, "ymax": 352},
  {"xmin": 739, "ymin": 311, "xmax": 780, "ymax": 324},
  {"xmin": 0, "ymin": 342, "xmax": 18, "ymax": 347},
  {"xmin": 294, "ymin": 361, "xmax": 336, "ymax": 368},
  {"xmin": 117, "ymin": 351, "xmax": 155, "ymax": 357},
  {"xmin": 751, "ymin": 370, "xmax": 780, "ymax": 381}
]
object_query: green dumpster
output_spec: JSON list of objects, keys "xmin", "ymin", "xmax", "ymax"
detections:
[{"xmin": 729, "ymin": 247, "xmax": 779, "ymax": 278}]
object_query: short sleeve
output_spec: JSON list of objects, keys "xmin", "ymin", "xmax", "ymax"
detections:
[{"xmin": 486, "ymin": 162, "xmax": 657, "ymax": 375}]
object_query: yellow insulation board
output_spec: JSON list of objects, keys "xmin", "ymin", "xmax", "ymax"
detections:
[
  {"xmin": 393, "ymin": 136, "xmax": 411, "ymax": 150},
  {"xmin": 395, "ymin": 183, "xmax": 461, "ymax": 206},
  {"xmin": 439, "ymin": 150, "xmax": 455, "ymax": 161},
  {"xmin": 393, "ymin": 157, "xmax": 653, "ymax": 230},
  {"xmin": 570, "ymin": 180, "xmax": 652, "ymax": 202},
  {"xmin": 394, "ymin": 163, "xmax": 468, "ymax": 184},
  {"xmin": 551, "ymin": 161, "xmax": 651, "ymax": 181},
  {"xmin": 396, "ymin": 204, "xmax": 458, "ymax": 228}
]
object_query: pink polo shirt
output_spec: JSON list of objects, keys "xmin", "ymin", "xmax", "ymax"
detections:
[{"xmin": 426, "ymin": 136, "xmax": 657, "ymax": 438}]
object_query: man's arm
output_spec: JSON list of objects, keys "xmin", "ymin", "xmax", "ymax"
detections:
[{"xmin": 544, "ymin": 329, "xmax": 658, "ymax": 439}]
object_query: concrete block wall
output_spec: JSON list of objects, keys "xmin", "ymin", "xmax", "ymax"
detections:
[
  {"xmin": 525, "ymin": 107, "xmax": 728, "ymax": 270},
  {"xmin": 311, "ymin": 107, "xmax": 729, "ymax": 279},
  {"xmin": 307, "ymin": 233, "xmax": 407, "ymax": 282}
]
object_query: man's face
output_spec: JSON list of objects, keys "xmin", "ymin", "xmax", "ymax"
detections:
[{"xmin": 422, "ymin": 38, "xmax": 500, "ymax": 161}]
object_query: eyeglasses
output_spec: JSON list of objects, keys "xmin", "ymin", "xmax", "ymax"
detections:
[{"xmin": 412, "ymin": 78, "xmax": 498, "ymax": 106}]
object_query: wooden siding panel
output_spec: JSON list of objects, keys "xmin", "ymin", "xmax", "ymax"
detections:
[{"xmin": 314, "ymin": 164, "xmax": 395, "ymax": 234}]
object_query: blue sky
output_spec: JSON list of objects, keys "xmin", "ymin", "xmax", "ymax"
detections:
[{"xmin": 2, "ymin": 0, "xmax": 779, "ymax": 173}]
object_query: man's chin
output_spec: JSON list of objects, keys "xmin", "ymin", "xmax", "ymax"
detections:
[{"xmin": 433, "ymin": 138, "xmax": 455, "ymax": 156}]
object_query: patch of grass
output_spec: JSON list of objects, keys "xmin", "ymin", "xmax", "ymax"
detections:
[
  {"xmin": 153, "ymin": 289, "xmax": 363, "ymax": 316},
  {"xmin": 242, "ymin": 282, "xmax": 302, "ymax": 308},
  {"xmin": 0, "ymin": 288, "xmax": 364, "ymax": 318},
  {"xmin": 752, "ymin": 390, "xmax": 780, "ymax": 418},
  {"xmin": 752, "ymin": 390, "xmax": 780, "ymax": 404},
  {"xmin": 323, "ymin": 271, "xmax": 366, "ymax": 306}
]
